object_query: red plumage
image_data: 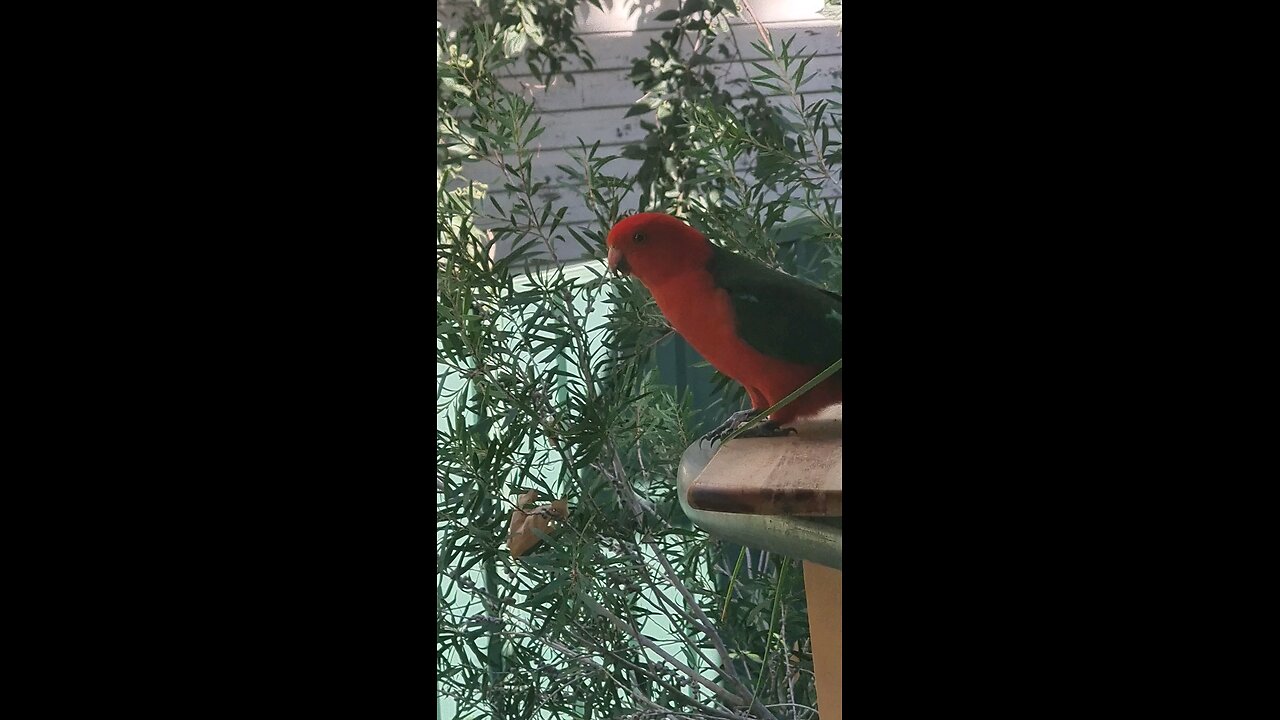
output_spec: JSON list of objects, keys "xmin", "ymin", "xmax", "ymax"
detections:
[{"xmin": 607, "ymin": 213, "xmax": 841, "ymax": 434}]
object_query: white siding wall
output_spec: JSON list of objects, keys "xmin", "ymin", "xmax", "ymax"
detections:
[{"xmin": 440, "ymin": 0, "xmax": 842, "ymax": 261}]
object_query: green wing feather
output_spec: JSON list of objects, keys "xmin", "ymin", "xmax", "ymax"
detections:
[{"xmin": 706, "ymin": 245, "xmax": 842, "ymax": 367}]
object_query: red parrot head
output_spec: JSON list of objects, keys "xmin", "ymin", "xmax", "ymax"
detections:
[{"xmin": 605, "ymin": 212, "xmax": 709, "ymax": 287}]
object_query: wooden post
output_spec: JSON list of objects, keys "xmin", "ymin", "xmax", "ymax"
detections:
[
  {"xmin": 676, "ymin": 415, "xmax": 844, "ymax": 715},
  {"xmin": 803, "ymin": 561, "xmax": 842, "ymax": 718}
]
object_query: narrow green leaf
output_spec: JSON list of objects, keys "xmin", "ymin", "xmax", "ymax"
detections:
[{"xmin": 624, "ymin": 103, "xmax": 652, "ymax": 118}]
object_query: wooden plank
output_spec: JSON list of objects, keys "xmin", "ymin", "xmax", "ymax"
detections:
[
  {"xmin": 512, "ymin": 21, "xmax": 842, "ymax": 76},
  {"xmin": 446, "ymin": 89, "xmax": 843, "ymax": 191},
  {"xmin": 439, "ymin": 3, "xmax": 841, "ymax": 77},
  {"xmin": 451, "ymin": 179, "xmax": 843, "ymax": 221},
  {"xmin": 451, "ymin": 86, "xmax": 843, "ymax": 138},
  {"xmin": 446, "ymin": 145, "xmax": 840, "ymax": 215},
  {"xmin": 489, "ymin": 193, "xmax": 843, "ymax": 230},
  {"xmin": 478, "ymin": 185, "xmax": 843, "ymax": 230},
  {"xmin": 438, "ymin": 0, "xmax": 843, "ymax": 267},
  {"xmin": 439, "ymin": 0, "xmax": 838, "ymax": 39},
  {"xmin": 498, "ymin": 53, "xmax": 842, "ymax": 114},
  {"xmin": 803, "ymin": 561, "xmax": 843, "ymax": 719},
  {"xmin": 440, "ymin": 6, "xmax": 837, "ymax": 43},
  {"xmin": 576, "ymin": 0, "xmax": 834, "ymax": 33},
  {"xmin": 576, "ymin": 16, "xmax": 838, "ymax": 37},
  {"xmin": 686, "ymin": 414, "xmax": 841, "ymax": 515},
  {"xmin": 469, "ymin": 194, "xmax": 844, "ymax": 264}
]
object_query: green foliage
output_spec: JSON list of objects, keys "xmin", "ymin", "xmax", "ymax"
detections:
[
  {"xmin": 441, "ymin": 0, "xmax": 596, "ymax": 83},
  {"xmin": 437, "ymin": 2, "xmax": 841, "ymax": 718},
  {"xmin": 619, "ymin": 4, "xmax": 844, "ymax": 426}
]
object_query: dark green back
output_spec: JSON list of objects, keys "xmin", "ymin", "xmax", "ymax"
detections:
[{"xmin": 706, "ymin": 244, "xmax": 843, "ymax": 367}]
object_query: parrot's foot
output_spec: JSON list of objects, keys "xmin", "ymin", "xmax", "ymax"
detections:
[
  {"xmin": 701, "ymin": 412, "xmax": 798, "ymax": 445},
  {"xmin": 701, "ymin": 410, "xmax": 760, "ymax": 445},
  {"xmin": 732, "ymin": 420, "xmax": 798, "ymax": 439}
]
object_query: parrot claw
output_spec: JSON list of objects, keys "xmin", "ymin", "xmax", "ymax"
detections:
[
  {"xmin": 701, "ymin": 410, "xmax": 760, "ymax": 445},
  {"xmin": 700, "ymin": 409, "xmax": 797, "ymax": 445},
  {"xmin": 731, "ymin": 420, "xmax": 798, "ymax": 439}
]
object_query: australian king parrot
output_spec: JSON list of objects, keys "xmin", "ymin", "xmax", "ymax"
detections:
[{"xmin": 606, "ymin": 212, "xmax": 842, "ymax": 442}]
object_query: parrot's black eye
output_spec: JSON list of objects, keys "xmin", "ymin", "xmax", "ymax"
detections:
[{"xmin": 633, "ymin": 232, "xmax": 645, "ymax": 243}]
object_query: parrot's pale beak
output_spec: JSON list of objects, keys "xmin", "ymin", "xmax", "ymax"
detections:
[{"xmin": 608, "ymin": 247, "xmax": 630, "ymax": 276}]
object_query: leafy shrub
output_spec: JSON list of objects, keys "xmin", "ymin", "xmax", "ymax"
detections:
[{"xmin": 437, "ymin": 2, "xmax": 841, "ymax": 718}]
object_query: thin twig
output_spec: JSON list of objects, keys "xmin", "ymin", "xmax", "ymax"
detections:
[
  {"xmin": 579, "ymin": 595, "xmax": 747, "ymax": 709},
  {"xmin": 736, "ymin": 0, "xmax": 773, "ymax": 52}
]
